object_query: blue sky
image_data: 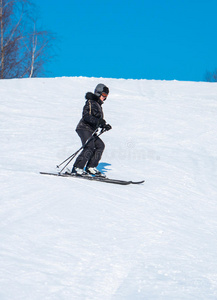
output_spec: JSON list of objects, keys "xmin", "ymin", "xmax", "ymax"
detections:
[{"xmin": 37, "ymin": 0, "xmax": 217, "ymax": 81}]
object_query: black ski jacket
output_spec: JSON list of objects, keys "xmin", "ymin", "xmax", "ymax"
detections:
[{"xmin": 76, "ymin": 92, "xmax": 104, "ymax": 132}]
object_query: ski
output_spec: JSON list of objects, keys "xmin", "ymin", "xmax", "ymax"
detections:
[{"xmin": 40, "ymin": 172, "xmax": 144, "ymax": 185}]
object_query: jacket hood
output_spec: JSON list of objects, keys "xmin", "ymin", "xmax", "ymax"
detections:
[{"xmin": 85, "ymin": 92, "xmax": 102, "ymax": 105}]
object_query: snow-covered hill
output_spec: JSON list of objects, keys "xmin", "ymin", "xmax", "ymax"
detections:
[{"xmin": 1, "ymin": 77, "xmax": 217, "ymax": 300}]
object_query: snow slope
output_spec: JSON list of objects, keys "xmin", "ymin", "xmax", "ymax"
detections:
[{"xmin": 1, "ymin": 77, "xmax": 217, "ymax": 300}]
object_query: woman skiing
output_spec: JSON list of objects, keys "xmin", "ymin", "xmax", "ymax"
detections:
[{"xmin": 71, "ymin": 83, "xmax": 112, "ymax": 176}]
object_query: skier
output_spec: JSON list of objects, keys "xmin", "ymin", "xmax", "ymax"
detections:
[{"xmin": 71, "ymin": 83, "xmax": 112, "ymax": 176}]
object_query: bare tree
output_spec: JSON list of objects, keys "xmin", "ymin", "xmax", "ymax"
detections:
[
  {"xmin": 0, "ymin": 0, "xmax": 55, "ymax": 79},
  {"xmin": 204, "ymin": 69, "xmax": 217, "ymax": 82}
]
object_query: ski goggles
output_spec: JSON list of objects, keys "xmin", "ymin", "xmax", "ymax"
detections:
[{"xmin": 101, "ymin": 92, "xmax": 108, "ymax": 98}]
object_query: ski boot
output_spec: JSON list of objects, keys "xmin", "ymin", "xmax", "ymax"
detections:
[
  {"xmin": 71, "ymin": 167, "xmax": 90, "ymax": 177},
  {"xmin": 86, "ymin": 167, "xmax": 106, "ymax": 177}
]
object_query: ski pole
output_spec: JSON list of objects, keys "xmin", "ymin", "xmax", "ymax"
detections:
[
  {"xmin": 57, "ymin": 128, "xmax": 106, "ymax": 174},
  {"xmin": 57, "ymin": 128, "xmax": 99, "ymax": 168}
]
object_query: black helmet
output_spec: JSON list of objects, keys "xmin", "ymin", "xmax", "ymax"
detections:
[{"xmin": 94, "ymin": 83, "xmax": 109, "ymax": 97}]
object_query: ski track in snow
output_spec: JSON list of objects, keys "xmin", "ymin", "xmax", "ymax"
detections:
[{"xmin": 0, "ymin": 77, "xmax": 217, "ymax": 299}]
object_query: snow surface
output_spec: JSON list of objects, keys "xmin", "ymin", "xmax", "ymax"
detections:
[{"xmin": 1, "ymin": 77, "xmax": 217, "ymax": 300}]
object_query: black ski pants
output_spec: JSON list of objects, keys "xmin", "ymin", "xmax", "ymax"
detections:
[{"xmin": 73, "ymin": 129, "xmax": 105, "ymax": 170}]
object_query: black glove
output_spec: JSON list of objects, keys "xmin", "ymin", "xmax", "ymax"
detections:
[
  {"xmin": 98, "ymin": 118, "xmax": 106, "ymax": 128},
  {"xmin": 104, "ymin": 124, "xmax": 112, "ymax": 131}
]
